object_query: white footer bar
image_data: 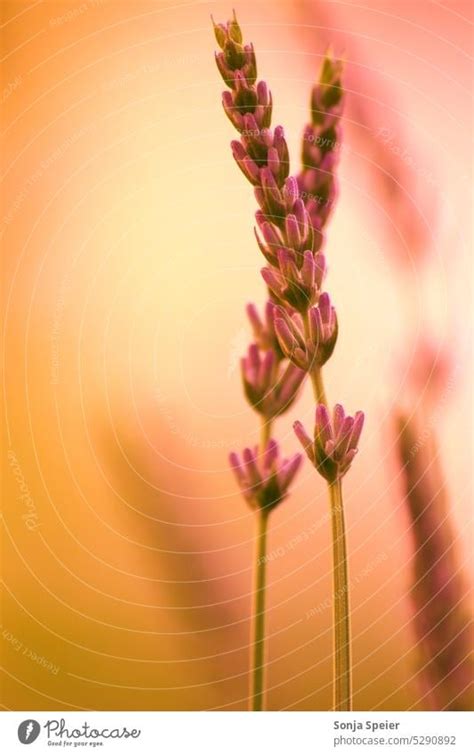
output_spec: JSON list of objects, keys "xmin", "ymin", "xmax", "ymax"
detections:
[{"xmin": 0, "ymin": 711, "xmax": 471, "ymax": 754}]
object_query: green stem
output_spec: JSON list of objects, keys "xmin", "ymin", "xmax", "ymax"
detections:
[
  {"xmin": 329, "ymin": 476, "xmax": 351, "ymax": 711},
  {"xmin": 260, "ymin": 415, "xmax": 271, "ymax": 449},
  {"xmin": 248, "ymin": 417, "xmax": 273, "ymax": 711},
  {"xmin": 251, "ymin": 507, "xmax": 270, "ymax": 711},
  {"xmin": 310, "ymin": 366, "xmax": 327, "ymax": 406},
  {"xmin": 301, "ymin": 308, "xmax": 351, "ymax": 710}
]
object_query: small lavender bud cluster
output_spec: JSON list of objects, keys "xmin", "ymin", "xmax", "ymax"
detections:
[
  {"xmin": 243, "ymin": 302, "xmax": 305, "ymax": 421},
  {"xmin": 275, "ymin": 293, "xmax": 338, "ymax": 370},
  {"xmin": 229, "ymin": 439, "xmax": 302, "ymax": 512},
  {"xmin": 241, "ymin": 343, "xmax": 305, "ymax": 420},
  {"xmin": 294, "ymin": 404, "xmax": 364, "ymax": 483},
  {"xmin": 262, "ymin": 250, "xmax": 326, "ymax": 313}
]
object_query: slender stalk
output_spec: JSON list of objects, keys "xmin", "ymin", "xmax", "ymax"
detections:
[
  {"xmin": 310, "ymin": 366, "xmax": 328, "ymax": 406},
  {"xmin": 260, "ymin": 415, "xmax": 272, "ymax": 450},
  {"xmin": 329, "ymin": 477, "xmax": 351, "ymax": 710},
  {"xmin": 251, "ymin": 506, "xmax": 270, "ymax": 711},
  {"xmin": 302, "ymin": 312, "xmax": 352, "ymax": 710},
  {"xmin": 248, "ymin": 416, "xmax": 273, "ymax": 711}
]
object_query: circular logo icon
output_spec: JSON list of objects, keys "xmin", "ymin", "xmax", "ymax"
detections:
[{"xmin": 18, "ymin": 720, "xmax": 41, "ymax": 744}]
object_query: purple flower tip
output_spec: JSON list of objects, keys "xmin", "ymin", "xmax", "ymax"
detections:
[{"xmin": 229, "ymin": 438, "xmax": 302, "ymax": 511}]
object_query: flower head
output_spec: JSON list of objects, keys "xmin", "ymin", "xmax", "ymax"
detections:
[
  {"xmin": 294, "ymin": 404, "xmax": 364, "ymax": 482},
  {"xmin": 255, "ymin": 197, "xmax": 317, "ymax": 266},
  {"xmin": 274, "ymin": 293, "xmax": 337, "ymax": 369},
  {"xmin": 241, "ymin": 343, "xmax": 305, "ymax": 419},
  {"xmin": 262, "ymin": 250, "xmax": 326, "ymax": 312},
  {"xmin": 229, "ymin": 439, "xmax": 302, "ymax": 512},
  {"xmin": 213, "ymin": 12, "xmax": 257, "ymax": 89}
]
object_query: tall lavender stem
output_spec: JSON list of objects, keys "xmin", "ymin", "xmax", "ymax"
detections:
[
  {"xmin": 213, "ymin": 16, "xmax": 364, "ymax": 712},
  {"xmin": 213, "ymin": 13, "xmax": 304, "ymax": 711},
  {"xmin": 287, "ymin": 56, "xmax": 364, "ymax": 711}
]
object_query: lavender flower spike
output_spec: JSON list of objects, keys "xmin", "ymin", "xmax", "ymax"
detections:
[
  {"xmin": 294, "ymin": 403, "xmax": 364, "ymax": 482},
  {"xmin": 229, "ymin": 439, "xmax": 302, "ymax": 512}
]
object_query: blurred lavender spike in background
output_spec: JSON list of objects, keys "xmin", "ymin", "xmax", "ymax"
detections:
[
  {"xmin": 297, "ymin": 52, "xmax": 344, "ymax": 251},
  {"xmin": 396, "ymin": 414, "xmax": 473, "ymax": 711}
]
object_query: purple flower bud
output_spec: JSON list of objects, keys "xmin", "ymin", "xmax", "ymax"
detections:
[
  {"xmin": 274, "ymin": 313, "xmax": 308, "ymax": 370},
  {"xmin": 274, "ymin": 293, "xmax": 337, "ymax": 369},
  {"xmin": 255, "ymin": 168, "xmax": 287, "ymax": 226},
  {"xmin": 285, "ymin": 214, "xmax": 301, "ymax": 250},
  {"xmin": 254, "ymin": 81, "xmax": 273, "ymax": 129},
  {"xmin": 229, "ymin": 439, "xmax": 302, "ymax": 511},
  {"xmin": 246, "ymin": 300, "xmax": 283, "ymax": 357},
  {"xmin": 293, "ymin": 404, "xmax": 365, "ymax": 481},
  {"xmin": 222, "ymin": 90, "xmax": 244, "ymax": 130},
  {"xmin": 241, "ymin": 341, "xmax": 305, "ymax": 419},
  {"xmin": 231, "ymin": 141, "xmax": 261, "ymax": 184},
  {"xmin": 261, "ymin": 249, "xmax": 324, "ymax": 312},
  {"xmin": 293, "ymin": 421, "xmax": 315, "ymax": 464},
  {"xmin": 254, "ymin": 212, "xmax": 285, "ymax": 265}
]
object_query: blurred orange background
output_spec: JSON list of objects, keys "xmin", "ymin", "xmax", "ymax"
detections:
[{"xmin": 1, "ymin": 0, "xmax": 472, "ymax": 710}]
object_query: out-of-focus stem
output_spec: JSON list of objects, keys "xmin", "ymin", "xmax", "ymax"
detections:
[
  {"xmin": 329, "ymin": 477, "xmax": 351, "ymax": 711},
  {"xmin": 396, "ymin": 413, "xmax": 473, "ymax": 710},
  {"xmin": 251, "ymin": 506, "xmax": 270, "ymax": 711}
]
